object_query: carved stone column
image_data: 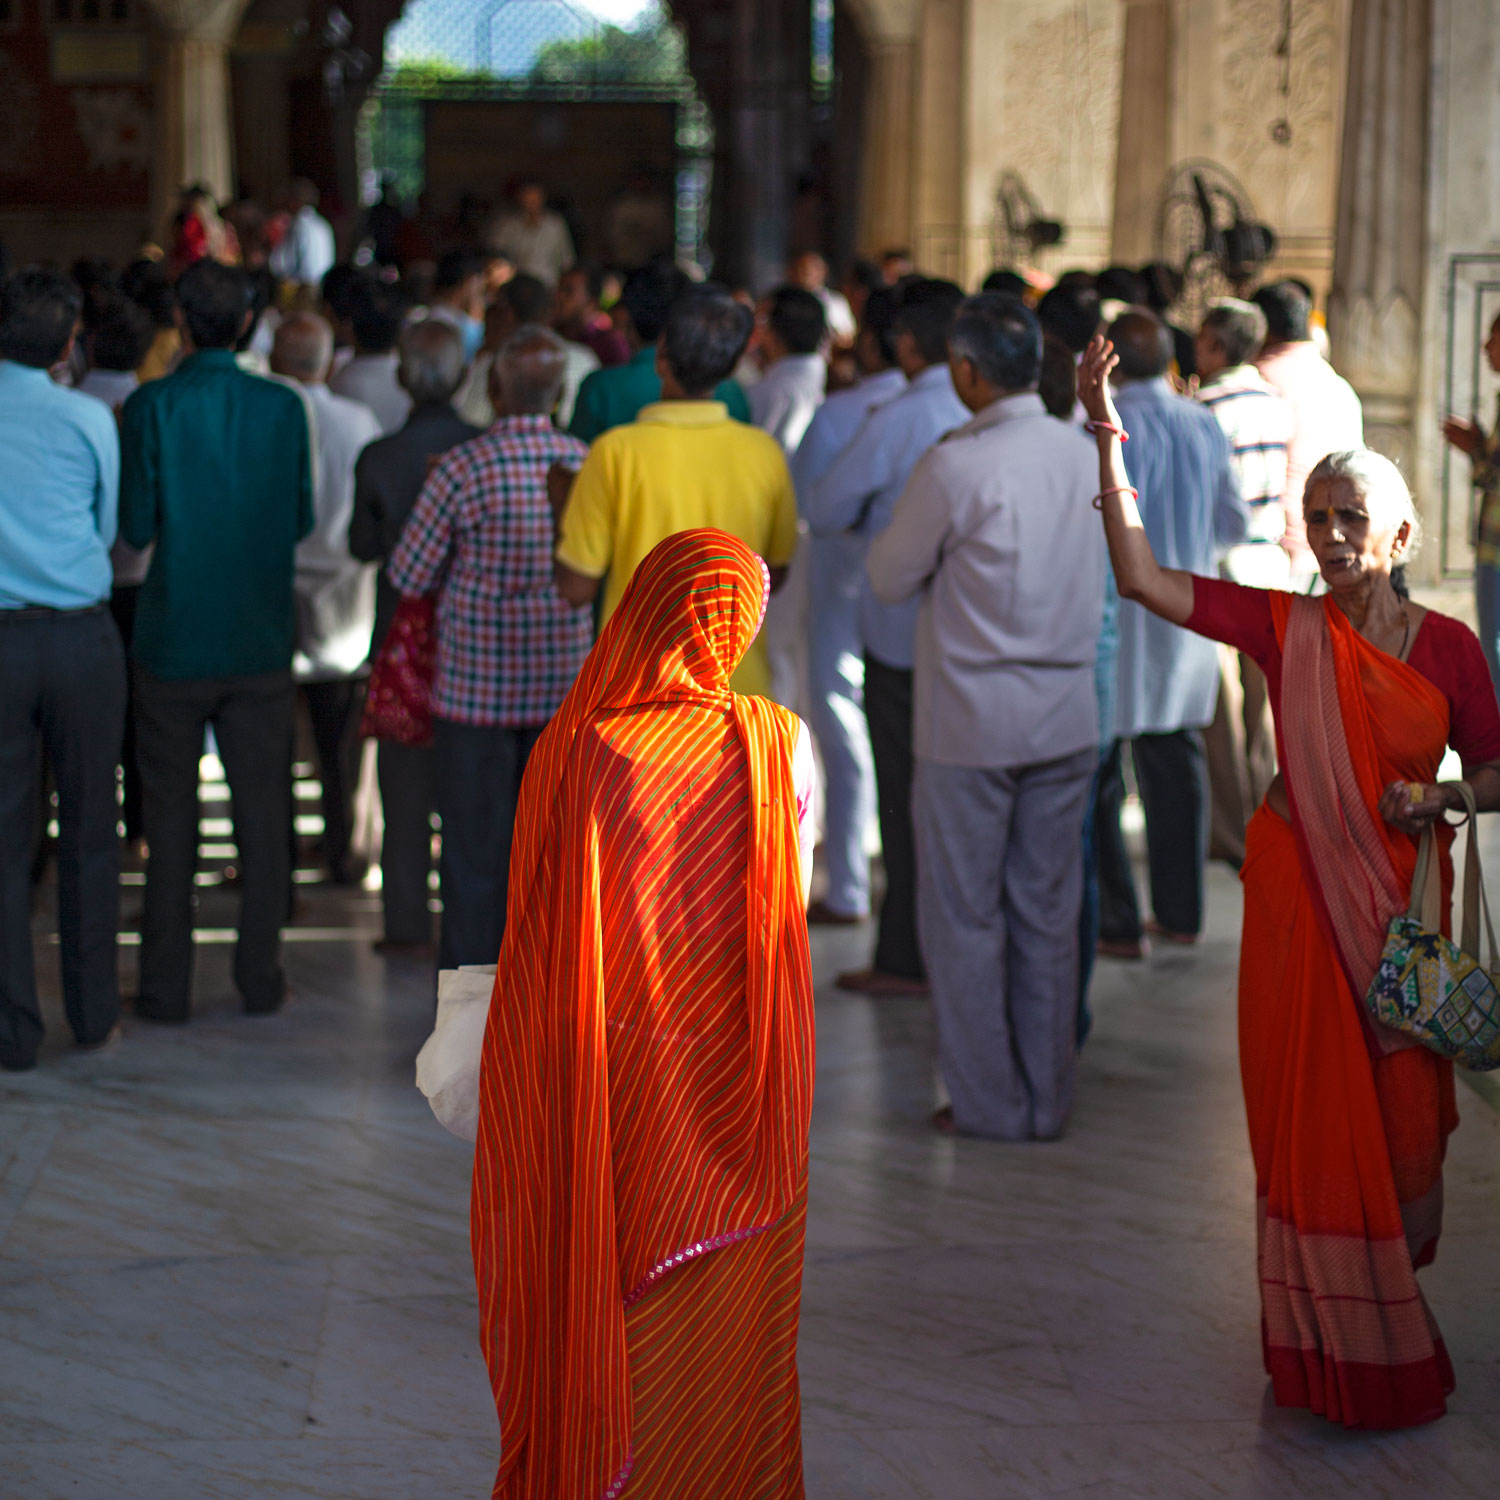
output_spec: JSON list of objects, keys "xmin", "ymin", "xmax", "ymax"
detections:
[
  {"xmin": 857, "ymin": 39, "xmax": 917, "ymax": 255},
  {"xmin": 143, "ymin": 0, "xmax": 254, "ymax": 238},
  {"xmin": 1327, "ymin": 0, "xmax": 1432, "ymax": 474},
  {"xmin": 1110, "ymin": 0, "xmax": 1173, "ymax": 264}
]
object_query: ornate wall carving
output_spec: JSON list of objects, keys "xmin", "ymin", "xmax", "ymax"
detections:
[
  {"xmin": 1217, "ymin": 0, "xmax": 1344, "ymax": 238},
  {"xmin": 963, "ymin": 0, "xmax": 1123, "ymax": 282}
]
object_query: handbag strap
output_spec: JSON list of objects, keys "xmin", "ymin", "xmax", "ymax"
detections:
[
  {"xmin": 1452, "ymin": 781, "xmax": 1498, "ymax": 966},
  {"xmin": 1403, "ymin": 782, "xmax": 1496, "ymax": 966}
]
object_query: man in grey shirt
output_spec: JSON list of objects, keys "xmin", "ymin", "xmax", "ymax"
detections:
[{"xmin": 868, "ymin": 293, "xmax": 1105, "ymax": 1141}]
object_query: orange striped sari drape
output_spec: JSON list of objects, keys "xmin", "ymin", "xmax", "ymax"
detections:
[
  {"xmin": 471, "ymin": 529, "xmax": 815, "ymax": 1498},
  {"xmin": 1239, "ymin": 594, "xmax": 1457, "ymax": 1429}
]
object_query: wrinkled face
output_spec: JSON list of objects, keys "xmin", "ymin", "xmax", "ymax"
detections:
[{"xmin": 1304, "ymin": 476, "xmax": 1409, "ymax": 590}]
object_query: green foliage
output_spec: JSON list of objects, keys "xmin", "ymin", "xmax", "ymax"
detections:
[
  {"xmin": 385, "ymin": 57, "xmax": 493, "ymax": 88},
  {"xmin": 528, "ymin": 18, "xmax": 688, "ymax": 85}
]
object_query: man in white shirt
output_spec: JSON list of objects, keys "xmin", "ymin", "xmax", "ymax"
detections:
[
  {"xmin": 806, "ymin": 278, "xmax": 967, "ymax": 995},
  {"xmin": 868, "ymin": 294, "xmax": 1104, "ymax": 1140},
  {"xmin": 790, "ymin": 250, "xmax": 856, "ymax": 346},
  {"xmin": 1253, "ymin": 280, "xmax": 1362, "ymax": 582},
  {"xmin": 791, "ymin": 286, "xmax": 904, "ymax": 925},
  {"xmin": 749, "ymin": 287, "xmax": 828, "ymax": 450},
  {"xmin": 329, "ymin": 276, "xmax": 411, "ymax": 435},
  {"xmin": 752, "ymin": 286, "xmax": 828, "ymax": 713},
  {"xmin": 270, "ymin": 313, "xmax": 382, "ymax": 883},
  {"xmin": 269, "ymin": 179, "xmax": 337, "ymax": 291},
  {"xmin": 1194, "ymin": 299, "xmax": 1293, "ymax": 866},
  {"xmin": 482, "ymin": 180, "xmax": 576, "ymax": 288}
]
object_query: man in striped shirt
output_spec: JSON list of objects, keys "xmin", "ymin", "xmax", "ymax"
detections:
[{"xmin": 1195, "ymin": 298, "xmax": 1292, "ymax": 865}]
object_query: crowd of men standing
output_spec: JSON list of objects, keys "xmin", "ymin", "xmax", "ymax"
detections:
[{"xmin": 0, "ymin": 187, "xmax": 1398, "ymax": 1143}]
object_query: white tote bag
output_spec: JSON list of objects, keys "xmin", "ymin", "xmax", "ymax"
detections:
[{"xmin": 414, "ymin": 965, "xmax": 495, "ymax": 1142}]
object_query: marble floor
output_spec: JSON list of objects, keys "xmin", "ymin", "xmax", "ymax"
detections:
[{"xmin": 4, "ymin": 858, "xmax": 1500, "ymax": 1500}]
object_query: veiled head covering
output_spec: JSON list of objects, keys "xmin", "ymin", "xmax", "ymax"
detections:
[{"xmin": 472, "ymin": 528, "xmax": 813, "ymax": 1500}]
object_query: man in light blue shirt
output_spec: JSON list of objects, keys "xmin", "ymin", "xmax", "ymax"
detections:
[
  {"xmin": 806, "ymin": 279, "xmax": 966, "ymax": 994},
  {"xmin": 1095, "ymin": 309, "xmax": 1247, "ymax": 955},
  {"xmin": 791, "ymin": 286, "xmax": 904, "ymax": 926},
  {"xmin": 0, "ymin": 269, "xmax": 127, "ymax": 1071}
]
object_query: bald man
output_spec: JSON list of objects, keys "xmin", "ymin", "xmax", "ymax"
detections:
[
  {"xmin": 1094, "ymin": 308, "xmax": 1248, "ymax": 957},
  {"xmin": 272, "ymin": 313, "xmax": 383, "ymax": 884},
  {"xmin": 388, "ymin": 324, "xmax": 594, "ymax": 968}
]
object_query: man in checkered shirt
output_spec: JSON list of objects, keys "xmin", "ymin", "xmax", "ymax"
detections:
[
  {"xmin": 1194, "ymin": 298, "xmax": 1293, "ymax": 867},
  {"xmin": 388, "ymin": 325, "xmax": 592, "ymax": 968}
]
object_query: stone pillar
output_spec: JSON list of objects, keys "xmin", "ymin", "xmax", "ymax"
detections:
[
  {"xmin": 857, "ymin": 38, "xmax": 917, "ymax": 256},
  {"xmin": 910, "ymin": 0, "xmax": 965, "ymax": 279},
  {"xmin": 143, "ymin": 0, "xmax": 254, "ymax": 239},
  {"xmin": 1327, "ymin": 0, "xmax": 1432, "ymax": 476},
  {"xmin": 1110, "ymin": 0, "xmax": 1173, "ymax": 263}
]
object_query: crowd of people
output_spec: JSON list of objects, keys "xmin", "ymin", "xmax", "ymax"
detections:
[{"xmin": 5, "ymin": 171, "xmax": 1500, "ymax": 1490}]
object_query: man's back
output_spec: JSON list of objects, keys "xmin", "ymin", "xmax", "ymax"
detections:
[
  {"xmin": 1113, "ymin": 377, "xmax": 1245, "ymax": 737},
  {"xmin": 1256, "ymin": 340, "xmax": 1363, "ymax": 562},
  {"xmin": 557, "ymin": 402, "xmax": 798, "ymax": 695},
  {"xmin": 1115, "ymin": 378, "xmax": 1245, "ymax": 572},
  {"xmin": 869, "ymin": 396, "xmax": 1104, "ymax": 769},
  {"xmin": 0, "ymin": 361, "xmax": 118, "ymax": 610},
  {"xmin": 121, "ymin": 350, "xmax": 314, "ymax": 680},
  {"xmin": 352, "ymin": 404, "xmax": 481, "ymax": 651}
]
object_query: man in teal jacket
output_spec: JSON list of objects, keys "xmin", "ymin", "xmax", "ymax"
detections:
[{"xmin": 120, "ymin": 259, "xmax": 315, "ymax": 1023}]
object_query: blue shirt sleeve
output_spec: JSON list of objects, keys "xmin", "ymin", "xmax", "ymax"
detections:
[
  {"xmin": 86, "ymin": 399, "xmax": 120, "ymax": 550},
  {"xmin": 806, "ymin": 412, "xmax": 892, "ymax": 537}
]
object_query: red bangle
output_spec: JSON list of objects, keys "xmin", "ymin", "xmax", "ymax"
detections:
[
  {"xmin": 1093, "ymin": 485, "xmax": 1139, "ymax": 511},
  {"xmin": 1084, "ymin": 420, "xmax": 1129, "ymax": 442}
]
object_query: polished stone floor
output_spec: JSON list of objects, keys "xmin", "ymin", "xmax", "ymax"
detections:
[{"xmin": 5, "ymin": 854, "xmax": 1500, "ymax": 1499}]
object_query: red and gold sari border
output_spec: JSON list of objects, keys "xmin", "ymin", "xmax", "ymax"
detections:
[{"xmin": 622, "ymin": 1217, "xmax": 782, "ymax": 1310}]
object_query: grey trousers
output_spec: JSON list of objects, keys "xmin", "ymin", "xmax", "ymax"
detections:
[{"xmin": 914, "ymin": 747, "xmax": 1097, "ymax": 1141}]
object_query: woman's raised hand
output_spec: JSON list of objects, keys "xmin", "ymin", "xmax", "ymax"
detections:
[{"xmin": 1078, "ymin": 335, "xmax": 1123, "ymax": 431}]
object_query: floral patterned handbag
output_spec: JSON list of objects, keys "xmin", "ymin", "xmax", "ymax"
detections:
[
  {"xmin": 1366, "ymin": 781, "xmax": 1500, "ymax": 1070},
  {"xmin": 359, "ymin": 594, "xmax": 436, "ymax": 748}
]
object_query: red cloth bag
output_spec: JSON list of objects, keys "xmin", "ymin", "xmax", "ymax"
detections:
[{"xmin": 360, "ymin": 595, "xmax": 436, "ymax": 748}]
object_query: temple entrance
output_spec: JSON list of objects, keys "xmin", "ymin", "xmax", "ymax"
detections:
[{"xmin": 356, "ymin": 0, "xmax": 712, "ymax": 268}]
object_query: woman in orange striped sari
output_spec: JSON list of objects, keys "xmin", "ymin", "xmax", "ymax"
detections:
[
  {"xmin": 471, "ymin": 528, "xmax": 817, "ymax": 1497},
  {"xmin": 1079, "ymin": 337, "xmax": 1500, "ymax": 1429}
]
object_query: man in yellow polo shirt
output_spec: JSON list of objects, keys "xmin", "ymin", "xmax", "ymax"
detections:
[{"xmin": 554, "ymin": 286, "xmax": 798, "ymax": 697}]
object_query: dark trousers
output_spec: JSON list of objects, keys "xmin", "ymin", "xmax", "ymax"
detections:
[
  {"xmin": 109, "ymin": 586, "xmax": 145, "ymax": 842},
  {"xmin": 136, "ymin": 668, "xmax": 294, "ymax": 1017},
  {"xmin": 863, "ymin": 653, "xmax": 925, "ymax": 981},
  {"xmin": 434, "ymin": 717, "xmax": 544, "ymax": 969},
  {"xmin": 302, "ymin": 678, "xmax": 364, "ymax": 878},
  {"xmin": 1095, "ymin": 730, "xmax": 1209, "ymax": 943},
  {"xmin": 377, "ymin": 739, "xmax": 435, "ymax": 943},
  {"xmin": 0, "ymin": 608, "xmax": 126, "ymax": 1066}
]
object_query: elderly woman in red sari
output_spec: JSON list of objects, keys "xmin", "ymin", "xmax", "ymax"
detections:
[
  {"xmin": 470, "ymin": 528, "xmax": 818, "ymax": 1498},
  {"xmin": 1078, "ymin": 337, "xmax": 1500, "ymax": 1429}
]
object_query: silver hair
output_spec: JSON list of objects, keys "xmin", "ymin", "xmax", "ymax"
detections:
[
  {"xmin": 398, "ymin": 318, "xmax": 467, "ymax": 405},
  {"xmin": 1304, "ymin": 448, "xmax": 1421, "ymax": 562},
  {"xmin": 492, "ymin": 323, "xmax": 568, "ymax": 415}
]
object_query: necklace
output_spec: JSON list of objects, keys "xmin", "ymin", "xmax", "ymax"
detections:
[{"xmin": 1398, "ymin": 604, "xmax": 1411, "ymax": 660}]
